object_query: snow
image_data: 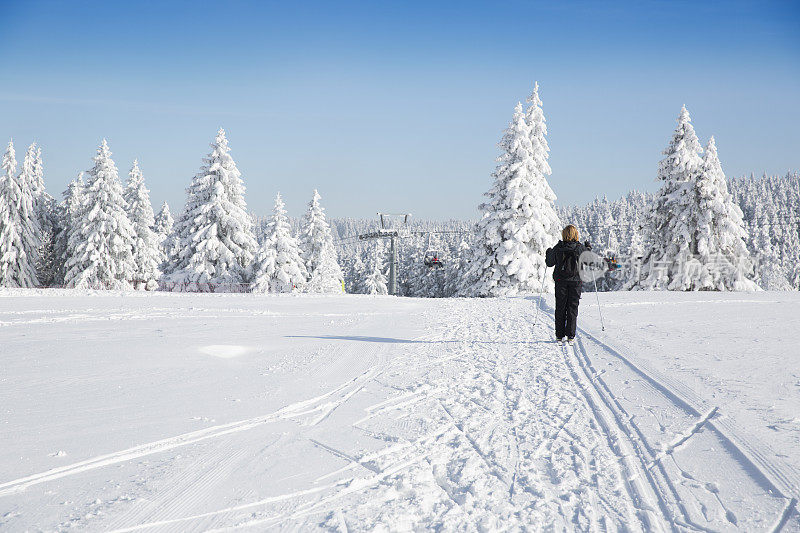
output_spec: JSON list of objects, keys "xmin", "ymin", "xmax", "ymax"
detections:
[
  {"xmin": 123, "ymin": 160, "xmax": 161, "ymax": 290},
  {"xmin": 363, "ymin": 247, "xmax": 388, "ymax": 295},
  {"xmin": 300, "ymin": 190, "xmax": 345, "ymax": 294},
  {"xmin": 1, "ymin": 290, "xmax": 798, "ymax": 530},
  {"xmin": 0, "ymin": 140, "xmax": 42, "ymax": 288},
  {"xmin": 63, "ymin": 140, "xmax": 137, "ymax": 290},
  {"xmin": 251, "ymin": 193, "xmax": 308, "ymax": 293},
  {"xmin": 466, "ymin": 83, "xmax": 561, "ymax": 297},
  {"xmin": 574, "ymin": 290, "xmax": 800, "ymax": 481},
  {"xmin": 166, "ymin": 129, "xmax": 257, "ymax": 287}
]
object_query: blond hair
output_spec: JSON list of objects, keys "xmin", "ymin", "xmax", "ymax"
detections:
[{"xmin": 562, "ymin": 225, "xmax": 579, "ymax": 242}]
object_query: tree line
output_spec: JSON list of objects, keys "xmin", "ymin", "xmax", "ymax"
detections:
[
  {"xmin": 0, "ymin": 130, "xmax": 343, "ymax": 293},
  {"xmin": 332, "ymin": 87, "xmax": 797, "ymax": 295},
  {"xmin": 1, "ymin": 84, "xmax": 797, "ymax": 294}
]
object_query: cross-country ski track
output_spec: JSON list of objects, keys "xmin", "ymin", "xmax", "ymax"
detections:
[{"xmin": 0, "ymin": 293, "xmax": 799, "ymax": 531}]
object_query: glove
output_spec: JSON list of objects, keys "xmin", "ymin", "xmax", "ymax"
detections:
[{"xmin": 584, "ymin": 240, "xmax": 592, "ymax": 251}]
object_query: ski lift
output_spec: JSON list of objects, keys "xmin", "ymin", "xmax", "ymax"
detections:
[
  {"xmin": 424, "ymin": 250, "xmax": 443, "ymax": 269},
  {"xmin": 423, "ymin": 233, "xmax": 444, "ymax": 269}
]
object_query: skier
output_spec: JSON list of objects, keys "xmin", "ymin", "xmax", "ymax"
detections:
[{"xmin": 545, "ymin": 225, "xmax": 591, "ymax": 345}]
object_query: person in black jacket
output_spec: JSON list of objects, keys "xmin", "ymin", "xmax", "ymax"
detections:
[{"xmin": 545, "ymin": 225, "xmax": 590, "ymax": 344}]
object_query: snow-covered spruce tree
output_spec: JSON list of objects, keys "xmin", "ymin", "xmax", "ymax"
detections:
[
  {"xmin": 251, "ymin": 193, "xmax": 308, "ymax": 293},
  {"xmin": 17, "ymin": 143, "xmax": 56, "ymax": 285},
  {"xmin": 623, "ymin": 227, "xmax": 646, "ymax": 288},
  {"xmin": 52, "ymin": 173, "xmax": 84, "ymax": 286},
  {"xmin": 123, "ymin": 160, "xmax": 162, "ymax": 290},
  {"xmin": 153, "ymin": 201, "xmax": 175, "ymax": 271},
  {"xmin": 751, "ymin": 209, "xmax": 790, "ymax": 290},
  {"xmin": 560, "ymin": 169, "xmax": 798, "ymax": 291},
  {"xmin": 31, "ymin": 145, "xmax": 55, "ymax": 234},
  {"xmin": 690, "ymin": 137, "xmax": 758, "ymax": 290},
  {"xmin": 0, "ymin": 140, "xmax": 42, "ymax": 287},
  {"xmin": 398, "ymin": 239, "xmax": 422, "ymax": 296},
  {"xmin": 347, "ymin": 254, "xmax": 368, "ymax": 294},
  {"xmin": 445, "ymin": 239, "xmax": 471, "ymax": 297},
  {"xmin": 307, "ymin": 243, "xmax": 344, "ymax": 293},
  {"xmin": 364, "ymin": 246, "xmax": 388, "ymax": 295},
  {"xmin": 632, "ymin": 106, "xmax": 704, "ymax": 290},
  {"xmin": 168, "ymin": 129, "xmax": 257, "ymax": 290},
  {"xmin": 300, "ymin": 190, "xmax": 344, "ymax": 293},
  {"xmin": 30, "ymin": 145, "xmax": 60, "ymax": 286},
  {"xmin": 465, "ymin": 86, "xmax": 560, "ymax": 296},
  {"xmin": 20, "ymin": 143, "xmax": 55, "ymax": 226},
  {"xmin": 64, "ymin": 140, "xmax": 137, "ymax": 289}
]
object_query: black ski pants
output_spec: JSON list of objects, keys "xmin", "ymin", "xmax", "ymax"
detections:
[{"xmin": 554, "ymin": 282, "xmax": 581, "ymax": 339}]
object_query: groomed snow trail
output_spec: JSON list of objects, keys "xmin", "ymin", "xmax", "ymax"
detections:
[
  {"xmin": 93, "ymin": 298, "xmax": 649, "ymax": 531},
  {"xmin": 236, "ymin": 297, "xmax": 646, "ymax": 531},
  {"xmin": 2, "ymin": 294, "xmax": 798, "ymax": 531},
  {"xmin": 288, "ymin": 298, "xmax": 798, "ymax": 531},
  {"xmin": 566, "ymin": 319, "xmax": 800, "ymax": 532}
]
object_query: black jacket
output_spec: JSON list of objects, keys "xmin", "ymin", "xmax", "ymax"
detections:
[{"xmin": 545, "ymin": 240, "xmax": 590, "ymax": 284}]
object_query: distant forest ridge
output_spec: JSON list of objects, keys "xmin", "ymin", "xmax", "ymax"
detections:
[{"xmin": 252, "ymin": 170, "xmax": 799, "ymax": 295}]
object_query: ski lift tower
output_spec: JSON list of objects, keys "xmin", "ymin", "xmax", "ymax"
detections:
[{"xmin": 358, "ymin": 213, "xmax": 411, "ymax": 296}]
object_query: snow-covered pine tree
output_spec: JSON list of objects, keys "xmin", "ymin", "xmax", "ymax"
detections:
[
  {"xmin": 52, "ymin": 173, "xmax": 84, "ymax": 286},
  {"xmin": 31, "ymin": 145, "xmax": 54, "ymax": 233},
  {"xmin": 633, "ymin": 106, "xmax": 705, "ymax": 290},
  {"xmin": 691, "ymin": 137, "xmax": 759, "ymax": 290},
  {"xmin": 20, "ymin": 143, "xmax": 54, "ymax": 234},
  {"xmin": 752, "ymin": 221, "xmax": 788, "ymax": 289},
  {"xmin": 306, "ymin": 242, "xmax": 343, "ymax": 293},
  {"xmin": 30, "ymin": 145, "xmax": 60, "ymax": 285},
  {"xmin": 168, "ymin": 129, "xmax": 257, "ymax": 290},
  {"xmin": 400, "ymin": 239, "xmax": 426, "ymax": 297},
  {"xmin": 623, "ymin": 227, "xmax": 646, "ymax": 289},
  {"xmin": 300, "ymin": 190, "xmax": 344, "ymax": 293},
  {"xmin": 123, "ymin": 160, "xmax": 162, "ymax": 290},
  {"xmin": 0, "ymin": 140, "xmax": 41, "ymax": 287},
  {"xmin": 17, "ymin": 143, "xmax": 56, "ymax": 284},
  {"xmin": 364, "ymin": 245, "xmax": 388, "ymax": 295},
  {"xmin": 153, "ymin": 201, "xmax": 175, "ymax": 270},
  {"xmin": 251, "ymin": 193, "xmax": 308, "ymax": 293},
  {"xmin": 445, "ymin": 239, "xmax": 471, "ymax": 297},
  {"xmin": 465, "ymin": 84, "xmax": 560, "ymax": 296},
  {"xmin": 18, "ymin": 143, "xmax": 46, "ymax": 222},
  {"xmin": 64, "ymin": 140, "xmax": 137, "ymax": 290},
  {"xmin": 347, "ymin": 254, "xmax": 367, "ymax": 294},
  {"xmin": 560, "ymin": 168, "xmax": 797, "ymax": 291}
]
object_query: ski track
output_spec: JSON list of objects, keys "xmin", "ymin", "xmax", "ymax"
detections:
[
  {"xmin": 571, "ymin": 320, "xmax": 800, "ymax": 497},
  {"xmin": 3, "ymin": 297, "xmax": 799, "ymax": 531},
  {"xmin": 562, "ymin": 308, "xmax": 800, "ymax": 532},
  {"xmin": 0, "ymin": 306, "xmax": 395, "ymax": 328},
  {"xmin": 287, "ymin": 300, "xmax": 649, "ymax": 531},
  {"xmin": 0, "ymin": 367, "xmax": 379, "ymax": 498}
]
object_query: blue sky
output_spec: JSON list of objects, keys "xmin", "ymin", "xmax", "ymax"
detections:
[{"xmin": 1, "ymin": 0, "xmax": 798, "ymax": 220}]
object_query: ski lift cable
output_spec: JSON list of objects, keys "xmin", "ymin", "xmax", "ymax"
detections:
[
  {"xmin": 332, "ymin": 219, "xmax": 798, "ymax": 244},
  {"xmin": 332, "ymin": 228, "xmax": 478, "ymax": 244}
]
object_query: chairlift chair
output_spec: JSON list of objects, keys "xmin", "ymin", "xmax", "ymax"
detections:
[{"xmin": 423, "ymin": 249, "xmax": 443, "ymax": 268}]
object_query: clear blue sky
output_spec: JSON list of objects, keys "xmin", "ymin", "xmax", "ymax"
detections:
[{"xmin": 1, "ymin": 0, "xmax": 798, "ymax": 220}]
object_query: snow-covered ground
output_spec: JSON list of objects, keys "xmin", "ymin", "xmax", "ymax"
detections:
[
  {"xmin": 575, "ymin": 291, "xmax": 800, "ymax": 480},
  {"xmin": 1, "ymin": 290, "xmax": 798, "ymax": 531}
]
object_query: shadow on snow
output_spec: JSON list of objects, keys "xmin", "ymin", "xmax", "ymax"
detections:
[{"xmin": 285, "ymin": 335, "xmax": 546, "ymax": 345}]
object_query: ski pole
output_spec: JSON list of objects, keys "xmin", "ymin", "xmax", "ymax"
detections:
[
  {"xmin": 592, "ymin": 275, "xmax": 606, "ymax": 331},
  {"xmin": 533, "ymin": 266, "xmax": 548, "ymax": 327}
]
